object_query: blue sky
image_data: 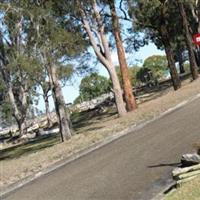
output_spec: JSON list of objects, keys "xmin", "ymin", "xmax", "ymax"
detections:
[{"xmin": 37, "ymin": 42, "xmax": 165, "ymax": 112}]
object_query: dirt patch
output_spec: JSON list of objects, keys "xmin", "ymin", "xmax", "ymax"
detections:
[{"xmin": 1, "ymin": 78, "xmax": 200, "ymax": 190}]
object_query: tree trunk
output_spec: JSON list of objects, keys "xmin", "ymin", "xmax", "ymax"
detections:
[
  {"xmin": 107, "ymin": 63, "xmax": 127, "ymax": 116},
  {"xmin": 160, "ymin": 25, "xmax": 181, "ymax": 90},
  {"xmin": 178, "ymin": 1, "xmax": 199, "ymax": 80},
  {"xmin": 109, "ymin": 0, "xmax": 137, "ymax": 112},
  {"xmin": 0, "ymin": 33, "xmax": 28, "ymax": 136},
  {"xmin": 189, "ymin": 1, "xmax": 200, "ymax": 68},
  {"xmin": 177, "ymin": 49, "xmax": 185, "ymax": 74},
  {"xmin": 16, "ymin": 118, "xmax": 26, "ymax": 136},
  {"xmin": 79, "ymin": 2, "xmax": 127, "ymax": 117},
  {"xmin": 44, "ymin": 95, "xmax": 52, "ymax": 127},
  {"xmin": 194, "ymin": 48, "xmax": 200, "ymax": 67},
  {"xmin": 159, "ymin": 3, "xmax": 181, "ymax": 90},
  {"xmin": 41, "ymin": 82, "xmax": 52, "ymax": 127},
  {"xmin": 47, "ymin": 63, "xmax": 71, "ymax": 142},
  {"xmin": 8, "ymin": 86, "xmax": 26, "ymax": 136}
]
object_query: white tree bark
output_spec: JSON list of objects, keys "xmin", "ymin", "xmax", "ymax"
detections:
[
  {"xmin": 79, "ymin": 1, "xmax": 127, "ymax": 117},
  {"xmin": 46, "ymin": 60, "xmax": 71, "ymax": 141}
]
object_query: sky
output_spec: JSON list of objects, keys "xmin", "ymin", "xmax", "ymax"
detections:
[{"xmin": 37, "ymin": 42, "xmax": 165, "ymax": 112}]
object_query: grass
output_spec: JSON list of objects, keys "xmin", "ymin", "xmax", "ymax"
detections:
[
  {"xmin": 0, "ymin": 134, "xmax": 60, "ymax": 161},
  {"xmin": 0, "ymin": 107, "xmax": 117, "ymax": 162},
  {"xmin": 1, "ymin": 78, "xmax": 200, "ymax": 189},
  {"xmin": 164, "ymin": 176, "xmax": 200, "ymax": 200}
]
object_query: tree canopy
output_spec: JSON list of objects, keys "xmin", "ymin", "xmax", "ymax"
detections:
[
  {"xmin": 74, "ymin": 72, "xmax": 111, "ymax": 104},
  {"xmin": 143, "ymin": 55, "xmax": 168, "ymax": 80}
]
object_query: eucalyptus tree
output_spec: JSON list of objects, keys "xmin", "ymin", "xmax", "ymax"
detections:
[
  {"xmin": 68, "ymin": 0, "xmax": 127, "ymax": 117},
  {"xmin": 177, "ymin": 0, "xmax": 199, "ymax": 80},
  {"xmin": 108, "ymin": 0, "xmax": 137, "ymax": 111},
  {"xmin": 186, "ymin": 0, "xmax": 200, "ymax": 66},
  {"xmin": 128, "ymin": 0, "xmax": 181, "ymax": 90},
  {"xmin": 0, "ymin": 2, "xmax": 42, "ymax": 136},
  {"xmin": 34, "ymin": 64, "xmax": 74, "ymax": 128},
  {"xmin": 26, "ymin": 1, "xmax": 88, "ymax": 141},
  {"xmin": 0, "ymin": 1, "xmax": 84, "ymax": 141},
  {"xmin": 189, "ymin": 0, "xmax": 200, "ymax": 34},
  {"xmin": 73, "ymin": 0, "xmax": 137, "ymax": 113}
]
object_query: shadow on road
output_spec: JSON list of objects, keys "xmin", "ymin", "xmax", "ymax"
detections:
[{"xmin": 148, "ymin": 162, "xmax": 181, "ymax": 168}]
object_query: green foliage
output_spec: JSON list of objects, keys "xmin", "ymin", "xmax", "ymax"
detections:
[
  {"xmin": 57, "ymin": 64, "xmax": 74, "ymax": 86},
  {"xmin": 143, "ymin": 55, "xmax": 168, "ymax": 79},
  {"xmin": 129, "ymin": 65, "xmax": 141, "ymax": 85},
  {"xmin": 0, "ymin": 0, "xmax": 90, "ymax": 125},
  {"xmin": 74, "ymin": 73, "xmax": 111, "ymax": 104},
  {"xmin": 183, "ymin": 62, "xmax": 191, "ymax": 73},
  {"xmin": 116, "ymin": 65, "xmax": 140, "ymax": 86},
  {"xmin": 136, "ymin": 67, "xmax": 153, "ymax": 83},
  {"xmin": 128, "ymin": 0, "xmax": 187, "ymax": 52},
  {"xmin": 0, "ymin": 99, "xmax": 13, "ymax": 124}
]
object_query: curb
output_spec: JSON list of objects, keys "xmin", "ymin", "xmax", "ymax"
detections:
[{"xmin": 1, "ymin": 92, "xmax": 200, "ymax": 199}]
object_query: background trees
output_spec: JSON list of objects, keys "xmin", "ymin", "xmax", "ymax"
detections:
[
  {"xmin": 0, "ymin": 0, "xmax": 199, "ymax": 142},
  {"xmin": 128, "ymin": 0, "xmax": 182, "ymax": 90},
  {"xmin": 0, "ymin": 0, "xmax": 87, "ymax": 141},
  {"xmin": 143, "ymin": 55, "xmax": 168, "ymax": 80},
  {"xmin": 74, "ymin": 73, "xmax": 111, "ymax": 103},
  {"xmin": 0, "ymin": 2, "xmax": 41, "ymax": 135}
]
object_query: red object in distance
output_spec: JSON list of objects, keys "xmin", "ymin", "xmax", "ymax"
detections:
[{"xmin": 193, "ymin": 34, "xmax": 200, "ymax": 45}]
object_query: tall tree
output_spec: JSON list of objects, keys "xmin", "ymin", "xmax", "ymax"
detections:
[
  {"xmin": 0, "ymin": 1, "xmax": 86, "ymax": 141},
  {"xmin": 178, "ymin": 0, "xmax": 199, "ymax": 80},
  {"xmin": 128, "ymin": 0, "xmax": 181, "ymax": 90},
  {"xmin": 33, "ymin": 3, "xmax": 73, "ymax": 141},
  {"xmin": 190, "ymin": 0, "xmax": 200, "ymax": 66},
  {"xmin": 75, "ymin": 0, "xmax": 127, "ymax": 117},
  {"xmin": 108, "ymin": 0, "xmax": 137, "ymax": 111},
  {"xmin": 46, "ymin": 57, "xmax": 72, "ymax": 141},
  {"xmin": 159, "ymin": 1, "xmax": 181, "ymax": 90},
  {"xmin": 0, "ymin": 4, "xmax": 39, "ymax": 136},
  {"xmin": 34, "ymin": 1, "xmax": 89, "ymax": 141}
]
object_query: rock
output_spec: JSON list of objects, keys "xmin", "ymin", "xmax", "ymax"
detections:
[
  {"xmin": 21, "ymin": 132, "xmax": 36, "ymax": 140},
  {"xmin": 39, "ymin": 128, "xmax": 59, "ymax": 135},
  {"xmin": 181, "ymin": 153, "xmax": 200, "ymax": 167}
]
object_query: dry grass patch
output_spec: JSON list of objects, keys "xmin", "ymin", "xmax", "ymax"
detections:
[{"xmin": 164, "ymin": 176, "xmax": 200, "ymax": 200}]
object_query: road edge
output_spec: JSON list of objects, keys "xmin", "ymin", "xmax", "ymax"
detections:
[{"xmin": 1, "ymin": 93, "xmax": 200, "ymax": 199}]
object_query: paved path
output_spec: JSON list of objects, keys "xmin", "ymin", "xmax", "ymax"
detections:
[{"xmin": 3, "ymin": 99, "xmax": 200, "ymax": 200}]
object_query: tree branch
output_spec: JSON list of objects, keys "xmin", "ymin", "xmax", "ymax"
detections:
[
  {"xmin": 119, "ymin": 0, "xmax": 129, "ymax": 20},
  {"xmin": 78, "ymin": 2, "xmax": 109, "ymax": 67}
]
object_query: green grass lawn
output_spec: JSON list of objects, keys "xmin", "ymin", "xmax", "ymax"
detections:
[{"xmin": 164, "ymin": 176, "xmax": 200, "ymax": 200}]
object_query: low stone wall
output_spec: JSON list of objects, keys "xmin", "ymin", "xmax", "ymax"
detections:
[{"xmin": 71, "ymin": 92, "xmax": 114, "ymax": 112}]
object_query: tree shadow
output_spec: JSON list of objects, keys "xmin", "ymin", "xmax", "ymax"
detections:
[
  {"xmin": 80, "ymin": 126, "xmax": 105, "ymax": 133},
  {"xmin": 72, "ymin": 107, "xmax": 117, "ymax": 130},
  {"xmin": 148, "ymin": 162, "xmax": 181, "ymax": 168},
  {"xmin": 0, "ymin": 134, "xmax": 60, "ymax": 161}
]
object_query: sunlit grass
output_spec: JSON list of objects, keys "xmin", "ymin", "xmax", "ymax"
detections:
[{"xmin": 164, "ymin": 176, "xmax": 200, "ymax": 200}]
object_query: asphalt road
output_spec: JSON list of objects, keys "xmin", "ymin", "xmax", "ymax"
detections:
[{"xmin": 3, "ymin": 98, "xmax": 200, "ymax": 200}]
